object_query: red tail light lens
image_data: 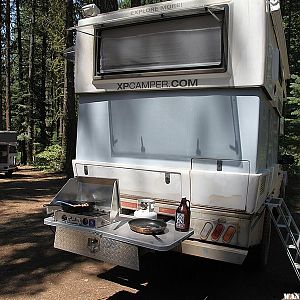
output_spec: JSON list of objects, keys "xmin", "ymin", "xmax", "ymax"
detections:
[
  {"xmin": 211, "ymin": 224, "xmax": 224, "ymax": 241},
  {"xmin": 223, "ymin": 226, "xmax": 236, "ymax": 243}
]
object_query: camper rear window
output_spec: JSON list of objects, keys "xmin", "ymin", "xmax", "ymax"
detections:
[{"xmin": 95, "ymin": 11, "xmax": 227, "ymax": 77}]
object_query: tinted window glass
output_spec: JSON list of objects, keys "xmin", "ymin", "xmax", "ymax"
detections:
[{"xmin": 96, "ymin": 12, "xmax": 225, "ymax": 76}]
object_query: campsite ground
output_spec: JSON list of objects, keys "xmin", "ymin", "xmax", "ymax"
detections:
[{"xmin": 0, "ymin": 167, "xmax": 299, "ymax": 300}]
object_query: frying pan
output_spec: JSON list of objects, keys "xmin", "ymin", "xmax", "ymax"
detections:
[
  {"xmin": 46, "ymin": 200, "xmax": 95, "ymax": 214},
  {"xmin": 128, "ymin": 218, "xmax": 167, "ymax": 235}
]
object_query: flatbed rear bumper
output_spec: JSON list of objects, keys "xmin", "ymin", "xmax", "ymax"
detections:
[{"xmin": 177, "ymin": 239, "xmax": 248, "ymax": 265}]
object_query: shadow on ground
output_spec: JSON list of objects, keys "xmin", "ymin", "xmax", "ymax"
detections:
[
  {"xmin": 0, "ymin": 172, "xmax": 87, "ymax": 297},
  {"xmin": 0, "ymin": 172, "xmax": 66, "ymax": 202},
  {"xmin": 0, "ymin": 211, "xmax": 88, "ymax": 296}
]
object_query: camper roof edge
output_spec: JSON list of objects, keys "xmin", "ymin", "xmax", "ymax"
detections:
[{"xmin": 77, "ymin": 0, "xmax": 230, "ymax": 27}]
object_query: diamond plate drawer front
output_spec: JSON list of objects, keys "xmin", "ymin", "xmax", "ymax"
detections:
[
  {"xmin": 54, "ymin": 225, "xmax": 139, "ymax": 270},
  {"xmin": 99, "ymin": 237, "xmax": 139, "ymax": 270},
  {"xmin": 54, "ymin": 226, "xmax": 99, "ymax": 259}
]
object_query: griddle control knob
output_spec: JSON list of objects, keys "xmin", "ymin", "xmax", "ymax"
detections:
[
  {"xmin": 89, "ymin": 219, "xmax": 96, "ymax": 227},
  {"xmin": 61, "ymin": 214, "xmax": 67, "ymax": 222},
  {"xmin": 82, "ymin": 218, "xmax": 88, "ymax": 226}
]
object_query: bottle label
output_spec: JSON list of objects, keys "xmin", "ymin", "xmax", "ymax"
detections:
[{"xmin": 176, "ymin": 212, "xmax": 185, "ymax": 229}]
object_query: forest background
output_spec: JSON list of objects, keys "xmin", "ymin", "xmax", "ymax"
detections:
[{"xmin": 0, "ymin": 0, "xmax": 299, "ymax": 177}]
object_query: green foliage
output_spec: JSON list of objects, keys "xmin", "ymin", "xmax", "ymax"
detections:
[
  {"xmin": 280, "ymin": 2, "xmax": 300, "ymax": 171},
  {"xmin": 34, "ymin": 144, "xmax": 63, "ymax": 171},
  {"xmin": 119, "ymin": 0, "xmax": 130, "ymax": 8},
  {"xmin": 282, "ymin": 75, "xmax": 300, "ymax": 169},
  {"xmin": 282, "ymin": 1, "xmax": 300, "ymax": 76}
]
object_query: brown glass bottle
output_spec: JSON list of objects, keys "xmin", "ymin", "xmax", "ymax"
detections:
[{"xmin": 175, "ymin": 197, "xmax": 191, "ymax": 232}]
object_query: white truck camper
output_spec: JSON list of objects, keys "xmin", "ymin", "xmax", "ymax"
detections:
[
  {"xmin": 0, "ymin": 131, "xmax": 18, "ymax": 177},
  {"xmin": 45, "ymin": 0, "xmax": 300, "ymax": 276}
]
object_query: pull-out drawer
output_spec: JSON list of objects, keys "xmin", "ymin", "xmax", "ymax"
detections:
[{"xmin": 54, "ymin": 225, "xmax": 140, "ymax": 270}]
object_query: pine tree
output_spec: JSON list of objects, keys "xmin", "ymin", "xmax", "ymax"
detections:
[
  {"xmin": 27, "ymin": 0, "xmax": 36, "ymax": 163},
  {"xmin": 0, "ymin": 0, "xmax": 3, "ymax": 130},
  {"xmin": 5, "ymin": 0, "xmax": 11, "ymax": 130},
  {"xmin": 62, "ymin": 0, "xmax": 76, "ymax": 177}
]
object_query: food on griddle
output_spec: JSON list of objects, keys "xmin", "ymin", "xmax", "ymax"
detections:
[{"xmin": 72, "ymin": 202, "xmax": 90, "ymax": 208}]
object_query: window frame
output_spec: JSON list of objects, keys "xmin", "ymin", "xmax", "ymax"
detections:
[{"xmin": 94, "ymin": 6, "xmax": 229, "ymax": 79}]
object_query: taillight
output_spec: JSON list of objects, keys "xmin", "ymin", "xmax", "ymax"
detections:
[
  {"xmin": 200, "ymin": 222, "xmax": 213, "ymax": 240},
  {"xmin": 222, "ymin": 226, "xmax": 236, "ymax": 243},
  {"xmin": 211, "ymin": 224, "xmax": 224, "ymax": 241}
]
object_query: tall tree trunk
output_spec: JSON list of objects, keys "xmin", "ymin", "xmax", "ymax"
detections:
[
  {"xmin": 16, "ymin": 0, "xmax": 23, "ymax": 82},
  {"xmin": 5, "ymin": 0, "xmax": 11, "ymax": 130},
  {"xmin": 131, "ymin": 0, "xmax": 141, "ymax": 7},
  {"xmin": 16, "ymin": 0, "xmax": 27, "ymax": 164},
  {"xmin": 0, "ymin": 0, "xmax": 3, "ymax": 130},
  {"xmin": 281, "ymin": 0, "xmax": 287, "ymax": 17},
  {"xmin": 94, "ymin": 0, "xmax": 118, "ymax": 13},
  {"xmin": 39, "ymin": 0, "xmax": 48, "ymax": 148},
  {"xmin": 27, "ymin": 0, "xmax": 36, "ymax": 164},
  {"xmin": 59, "ymin": 93, "xmax": 64, "ymax": 141},
  {"xmin": 286, "ymin": 0, "xmax": 292, "ymax": 64},
  {"xmin": 63, "ymin": 0, "xmax": 77, "ymax": 177}
]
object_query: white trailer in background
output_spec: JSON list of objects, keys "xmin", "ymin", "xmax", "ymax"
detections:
[
  {"xmin": 45, "ymin": 0, "xmax": 299, "ymax": 275},
  {"xmin": 0, "ymin": 131, "xmax": 18, "ymax": 177}
]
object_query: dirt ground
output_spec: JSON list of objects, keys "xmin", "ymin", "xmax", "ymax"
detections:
[
  {"xmin": 0, "ymin": 168, "xmax": 138, "ymax": 300},
  {"xmin": 0, "ymin": 167, "xmax": 299, "ymax": 300}
]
